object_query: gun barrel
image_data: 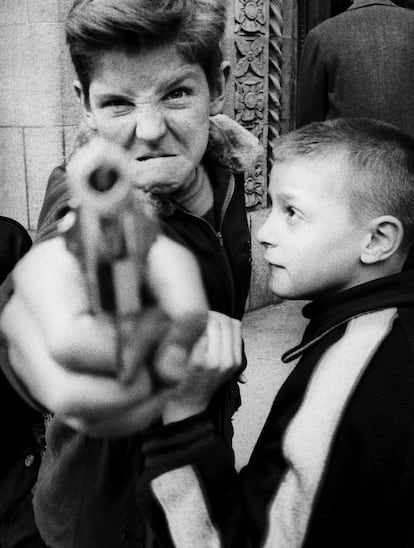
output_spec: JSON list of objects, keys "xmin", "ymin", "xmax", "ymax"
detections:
[
  {"xmin": 88, "ymin": 165, "xmax": 119, "ymax": 193},
  {"xmin": 67, "ymin": 139, "xmax": 135, "ymax": 217},
  {"xmin": 62, "ymin": 138, "xmax": 159, "ymax": 382}
]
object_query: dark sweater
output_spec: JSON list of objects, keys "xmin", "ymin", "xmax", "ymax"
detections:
[{"xmin": 138, "ymin": 270, "xmax": 414, "ymax": 548}]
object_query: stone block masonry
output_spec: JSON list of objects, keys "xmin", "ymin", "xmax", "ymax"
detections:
[{"xmin": 0, "ymin": 0, "xmax": 80, "ymax": 234}]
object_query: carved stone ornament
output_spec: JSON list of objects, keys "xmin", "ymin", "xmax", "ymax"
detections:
[
  {"xmin": 267, "ymin": 1, "xmax": 285, "ymax": 169},
  {"xmin": 233, "ymin": 0, "xmax": 284, "ymax": 209},
  {"xmin": 244, "ymin": 162, "xmax": 265, "ymax": 208},
  {"xmin": 234, "ymin": 35, "xmax": 266, "ymax": 77},
  {"xmin": 235, "ymin": 0, "xmax": 266, "ymax": 33},
  {"xmin": 235, "ymin": 79, "xmax": 265, "ymax": 124}
]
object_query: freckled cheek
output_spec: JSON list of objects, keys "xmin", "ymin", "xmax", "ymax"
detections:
[
  {"xmin": 178, "ymin": 106, "xmax": 210, "ymax": 133},
  {"xmin": 94, "ymin": 116, "xmax": 133, "ymax": 145},
  {"xmin": 190, "ymin": 100, "xmax": 211, "ymax": 126},
  {"xmin": 176, "ymin": 113, "xmax": 210, "ymax": 157}
]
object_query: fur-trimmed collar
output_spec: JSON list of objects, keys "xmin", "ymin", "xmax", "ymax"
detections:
[
  {"xmin": 205, "ymin": 114, "xmax": 263, "ymax": 173},
  {"xmin": 68, "ymin": 114, "xmax": 263, "ymax": 217}
]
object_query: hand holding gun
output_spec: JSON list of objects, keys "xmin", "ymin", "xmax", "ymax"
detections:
[
  {"xmin": 61, "ymin": 138, "xmax": 160, "ymax": 385},
  {"xmin": 0, "ymin": 137, "xmax": 209, "ymax": 432},
  {"xmin": 0, "ymin": 137, "xmax": 241, "ymax": 434}
]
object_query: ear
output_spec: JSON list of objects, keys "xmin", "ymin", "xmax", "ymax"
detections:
[
  {"xmin": 73, "ymin": 80, "xmax": 97, "ymax": 131},
  {"xmin": 208, "ymin": 61, "xmax": 230, "ymax": 116},
  {"xmin": 360, "ymin": 215, "xmax": 404, "ymax": 264}
]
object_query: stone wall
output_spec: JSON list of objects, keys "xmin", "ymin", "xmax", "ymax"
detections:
[
  {"xmin": 0, "ymin": 0, "xmax": 79, "ymax": 237},
  {"xmin": 0, "ymin": 0, "xmax": 297, "ymax": 311}
]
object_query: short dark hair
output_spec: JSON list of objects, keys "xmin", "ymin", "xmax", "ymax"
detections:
[
  {"xmin": 66, "ymin": 0, "xmax": 226, "ymax": 98},
  {"xmin": 271, "ymin": 118, "xmax": 414, "ymax": 252}
]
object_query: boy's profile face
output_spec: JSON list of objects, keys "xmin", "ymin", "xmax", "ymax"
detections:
[
  {"xmin": 76, "ymin": 43, "xmax": 225, "ymax": 195},
  {"xmin": 257, "ymin": 155, "xmax": 369, "ymax": 300}
]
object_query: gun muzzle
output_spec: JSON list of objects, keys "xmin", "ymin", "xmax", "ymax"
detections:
[{"xmin": 62, "ymin": 138, "xmax": 159, "ymax": 383}]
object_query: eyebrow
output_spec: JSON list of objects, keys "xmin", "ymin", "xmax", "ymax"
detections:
[
  {"xmin": 94, "ymin": 67, "xmax": 202, "ymax": 98},
  {"xmin": 162, "ymin": 67, "xmax": 202, "ymax": 89},
  {"xmin": 274, "ymin": 191, "xmax": 298, "ymax": 203}
]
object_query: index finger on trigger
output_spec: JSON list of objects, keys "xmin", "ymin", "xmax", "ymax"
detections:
[
  {"xmin": 117, "ymin": 307, "xmax": 170, "ymax": 386},
  {"xmin": 153, "ymin": 313, "xmax": 208, "ymax": 385}
]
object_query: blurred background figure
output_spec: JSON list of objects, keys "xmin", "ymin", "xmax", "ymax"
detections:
[
  {"xmin": 296, "ymin": 0, "xmax": 414, "ymax": 137},
  {"xmin": 0, "ymin": 217, "xmax": 31, "ymax": 288},
  {"xmin": 0, "ymin": 217, "xmax": 46, "ymax": 547}
]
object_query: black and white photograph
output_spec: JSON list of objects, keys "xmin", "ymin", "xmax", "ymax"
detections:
[{"xmin": 1, "ymin": 1, "xmax": 414, "ymax": 546}]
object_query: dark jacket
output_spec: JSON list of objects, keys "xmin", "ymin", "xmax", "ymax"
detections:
[
  {"xmin": 296, "ymin": 1, "xmax": 414, "ymax": 136},
  {"xmin": 137, "ymin": 270, "xmax": 414, "ymax": 548},
  {"xmin": 31, "ymin": 117, "xmax": 258, "ymax": 548}
]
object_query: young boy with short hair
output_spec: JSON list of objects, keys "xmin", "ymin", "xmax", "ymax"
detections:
[{"xmin": 137, "ymin": 118, "xmax": 414, "ymax": 548}]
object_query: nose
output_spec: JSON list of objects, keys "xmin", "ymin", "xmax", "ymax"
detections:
[
  {"xmin": 256, "ymin": 211, "xmax": 277, "ymax": 247},
  {"xmin": 134, "ymin": 104, "xmax": 167, "ymax": 143}
]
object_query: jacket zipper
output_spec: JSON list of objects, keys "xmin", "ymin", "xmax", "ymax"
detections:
[
  {"xmin": 176, "ymin": 177, "xmax": 237, "ymax": 316},
  {"xmin": 215, "ymin": 229, "xmax": 236, "ymax": 316},
  {"xmin": 217, "ymin": 175, "xmax": 237, "ymax": 316}
]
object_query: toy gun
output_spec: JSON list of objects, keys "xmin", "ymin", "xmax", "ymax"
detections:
[{"xmin": 60, "ymin": 138, "xmax": 159, "ymax": 384}]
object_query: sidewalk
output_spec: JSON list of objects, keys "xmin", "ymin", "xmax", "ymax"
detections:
[{"xmin": 233, "ymin": 300, "xmax": 309, "ymax": 470}]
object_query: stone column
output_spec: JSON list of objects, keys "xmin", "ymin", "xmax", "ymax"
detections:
[{"xmin": 226, "ymin": 0, "xmax": 297, "ymax": 310}]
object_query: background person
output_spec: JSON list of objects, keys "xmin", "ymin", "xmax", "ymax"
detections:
[
  {"xmin": 0, "ymin": 217, "xmax": 46, "ymax": 547},
  {"xmin": 296, "ymin": 0, "xmax": 414, "ymax": 137}
]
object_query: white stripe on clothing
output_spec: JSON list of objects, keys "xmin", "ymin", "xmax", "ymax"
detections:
[
  {"xmin": 263, "ymin": 308, "xmax": 397, "ymax": 548},
  {"xmin": 151, "ymin": 465, "xmax": 222, "ymax": 548}
]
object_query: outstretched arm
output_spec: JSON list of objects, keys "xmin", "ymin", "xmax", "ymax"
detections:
[
  {"xmin": 0, "ymin": 233, "xmax": 208, "ymax": 436},
  {"xmin": 136, "ymin": 312, "xmax": 256, "ymax": 548}
]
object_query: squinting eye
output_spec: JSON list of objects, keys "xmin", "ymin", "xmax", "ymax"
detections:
[
  {"xmin": 103, "ymin": 99, "xmax": 131, "ymax": 108},
  {"xmin": 286, "ymin": 206, "xmax": 296, "ymax": 217},
  {"xmin": 166, "ymin": 88, "xmax": 188, "ymax": 100}
]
